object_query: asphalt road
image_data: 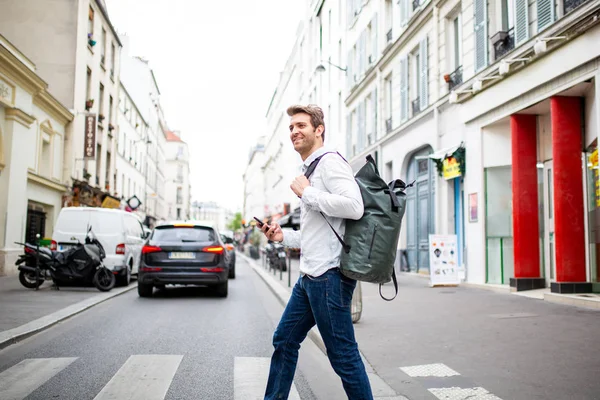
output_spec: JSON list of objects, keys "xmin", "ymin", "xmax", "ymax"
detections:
[{"xmin": 0, "ymin": 257, "xmax": 348, "ymax": 400}]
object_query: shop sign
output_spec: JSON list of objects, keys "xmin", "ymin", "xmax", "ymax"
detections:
[
  {"xmin": 428, "ymin": 234, "xmax": 460, "ymax": 286},
  {"xmin": 590, "ymin": 149, "xmax": 600, "ymax": 207},
  {"xmin": 84, "ymin": 114, "xmax": 96, "ymax": 160},
  {"xmin": 101, "ymin": 195, "xmax": 121, "ymax": 209},
  {"xmin": 442, "ymin": 157, "xmax": 461, "ymax": 180}
]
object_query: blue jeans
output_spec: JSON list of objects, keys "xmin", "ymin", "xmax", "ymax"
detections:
[{"xmin": 264, "ymin": 268, "xmax": 373, "ymax": 400}]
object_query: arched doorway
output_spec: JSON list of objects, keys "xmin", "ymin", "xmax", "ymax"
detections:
[{"xmin": 406, "ymin": 147, "xmax": 435, "ymax": 272}]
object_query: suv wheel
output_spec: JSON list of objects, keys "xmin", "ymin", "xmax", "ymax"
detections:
[
  {"xmin": 216, "ymin": 280, "xmax": 228, "ymax": 297},
  {"xmin": 138, "ymin": 282, "xmax": 153, "ymax": 297},
  {"xmin": 228, "ymin": 266, "xmax": 236, "ymax": 279}
]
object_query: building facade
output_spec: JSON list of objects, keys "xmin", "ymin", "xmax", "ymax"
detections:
[
  {"xmin": 245, "ymin": 0, "xmax": 600, "ymax": 292},
  {"xmin": 164, "ymin": 131, "xmax": 191, "ymax": 221},
  {"xmin": 0, "ymin": 35, "xmax": 73, "ymax": 274}
]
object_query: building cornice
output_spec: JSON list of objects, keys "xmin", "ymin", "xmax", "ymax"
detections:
[
  {"xmin": 5, "ymin": 108, "xmax": 35, "ymax": 127},
  {"xmin": 0, "ymin": 44, "xmax": 46, "ymax": 96},
  {"xmin": 27, "ymin": 172, "xmax": 69, "ymax": 192},
  {"xmin": 33, "ymin": 91, "xmax": 74, "ymax": 126}
]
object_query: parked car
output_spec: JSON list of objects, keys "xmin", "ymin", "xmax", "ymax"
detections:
[
  {"xmin": 220, "ymin": 230, "xmax": 236, "ymax": 279},
  {"xmin": 138, "ymin": 221, "xmax": 230, "ymax": 297},
  {"xmin": 51, "ymin": 207, "xmax": 148, "ymax": 286}
]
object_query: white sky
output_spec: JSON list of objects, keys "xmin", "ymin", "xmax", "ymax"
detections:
[{"xmin": 105, "ymin": 0, "xmax": 303, "ymax": 212}]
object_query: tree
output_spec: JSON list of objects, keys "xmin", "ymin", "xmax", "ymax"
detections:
[{"xmin": 227, "ymin": 212, "xmax": 243, "ymax": 231}]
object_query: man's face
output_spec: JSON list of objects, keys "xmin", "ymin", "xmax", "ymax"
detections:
[{"xmin": 289, "ymin": 113, "xmax": 323, "ymax": 156}]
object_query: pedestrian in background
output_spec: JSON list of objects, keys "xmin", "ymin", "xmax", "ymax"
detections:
[{"xmin": 260, "ymin": 104, "xmax": 373, "ymax": 400}]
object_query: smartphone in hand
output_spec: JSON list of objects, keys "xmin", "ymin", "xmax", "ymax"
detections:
[{"xmin": 253, "ymin": 217, "xmax": 267, "ymax": 228}]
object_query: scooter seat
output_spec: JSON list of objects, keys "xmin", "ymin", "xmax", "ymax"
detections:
[{"xmin": 39, "ymin": 247, "xmax": 53, "ymax": 257}]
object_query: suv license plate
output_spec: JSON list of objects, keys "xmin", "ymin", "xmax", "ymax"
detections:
[{"xmin": 169, "ymin": 252, "xmax": 195, "ymax": 259}]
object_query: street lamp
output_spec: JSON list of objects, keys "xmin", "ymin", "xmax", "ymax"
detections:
[{"xmin": 315, "ymin": 60, "xmax": 347, "ymax": 73}]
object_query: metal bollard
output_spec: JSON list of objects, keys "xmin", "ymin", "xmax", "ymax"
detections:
[{"xmin": 35, "ymin": 234, "xmax": 41, "ymax": 291}]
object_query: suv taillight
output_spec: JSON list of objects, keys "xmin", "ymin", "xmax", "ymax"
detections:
[
  {"xmin": 202, "ymin": 246, "xmax": 224, "ymax": 254},
  {"xmin": 142, "ymin": 245, "xmax": 162, "ymax": 254},
  {"xmin": 116, "ymin": 243, "xmax": 126, "ymax": 255},
  {"xmin": 50, "ymin": 240, "xmax": 57, "ymax": 251}
]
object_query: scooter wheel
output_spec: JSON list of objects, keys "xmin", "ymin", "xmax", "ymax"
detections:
[
  {"xmin": 19, "ymin": 270, "xmax": 44, "ymax": 289},
  {"xmin": 93, "ymin": 267, "xmax": 116, "ymax": 292}
]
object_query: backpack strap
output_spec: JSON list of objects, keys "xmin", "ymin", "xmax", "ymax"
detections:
[
  {"xmin": 303, "ymin": 152, "xmax": 351, "ymax": 254},
  {"xmin": 379, "ymin": 269, "xmax": 398, "ymax": 301}
]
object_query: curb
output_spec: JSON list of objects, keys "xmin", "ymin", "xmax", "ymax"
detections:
[{"xmin": 0, "ymin": 283, "xmax": 138, "ymax": 350}]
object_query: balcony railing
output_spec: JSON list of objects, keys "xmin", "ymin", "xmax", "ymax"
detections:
[
  {"xmin": 385, "ymin": 118, "xmax": 392, "ymax": 133},
  {"xmin": 448, "ymin": 65, "xmax": 463, "ymax": 90},
  {"xmin": 412, "ymin": 98, "xmax": 421, "ymax": 115},
  {"xmin": 564, "ymin": 0, "xmax": 590, "ymax": 14},
  {"xmin": 492, "ymin": 28, "xmax": 515, "ymax": 60},
  {"xmin": 386, "ymin": 29, "xmax": 392, "ymax": 44}
]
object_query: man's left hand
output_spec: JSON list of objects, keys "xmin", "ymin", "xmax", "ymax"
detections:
[{"xmin": 291, "ymin": 175, "xmax": 310, "ymax": 198}]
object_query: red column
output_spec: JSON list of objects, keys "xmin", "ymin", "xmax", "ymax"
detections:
[
  {"xmin": 551, "ymin": 96, "xmax": 586, "ymax": 283},
  {"xmin": 511, "ymin": 114, "xmax": 540, "ymax": 278}
]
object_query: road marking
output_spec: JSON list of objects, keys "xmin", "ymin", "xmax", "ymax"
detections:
[
  {"xmin": 400, "ymin": 363, "xmax": 460, "ymax": 377},
  {"xmin": 93, "ymin": 355, "xmax": 183, "ymax": 400},
  {"xmin": 0, "ymin": 357, "xmax": 77, "ymax": 400},
  {"xmin": 234, "ymin": 357, "xmax": 300, "ymax": 400},
  {"xmin": 428, "ymin": 386, "xmax": 503, "ymax": 399}
]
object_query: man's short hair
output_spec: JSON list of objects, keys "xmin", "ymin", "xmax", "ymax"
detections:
[{"xmin": 287, "ymin": 104, "xmax": 326, "ymax": 142}]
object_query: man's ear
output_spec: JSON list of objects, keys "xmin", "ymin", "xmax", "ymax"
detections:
[{"xmin": 316, "ymin": 125, "xmax": 324, "ymax": 139}]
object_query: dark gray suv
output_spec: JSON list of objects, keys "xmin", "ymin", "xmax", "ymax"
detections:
[{"xmin": 138, "ymin": 222, "xmax": 230, "ymax": 297}]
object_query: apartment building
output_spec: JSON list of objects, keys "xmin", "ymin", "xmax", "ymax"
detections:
[
  {"xmin": 0, "ymin": 35, "xmax": 74, "ymax": 274},
  {"xmin": 0, "ymin": 0, "xmax": 122, "ymax": 193},
  {"xmin": 164, "ymin": 131, "xmax": 191, "ymax": 221}
]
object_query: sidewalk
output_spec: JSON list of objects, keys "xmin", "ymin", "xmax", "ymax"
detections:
[
  {"xmin": 243, "ymin": 252, "xmax": 600, "ymax": 400},
  {"xmin": 0, "ymin": 275, "xmax": 136, "ymax": 349}
]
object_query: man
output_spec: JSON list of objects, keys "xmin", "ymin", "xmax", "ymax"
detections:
[{"xmin": 260, "ymin": 105, "xmax": 373, "ymax": 399}]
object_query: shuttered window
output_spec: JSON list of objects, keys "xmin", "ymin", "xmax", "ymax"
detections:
[
  {"xmin": 419, "ymin": 37, "xmax": 428, "ymax": 111},
  {"xmin": 537, "ymin": 0, "xmax": 555, "ymax": 31},
  {"xmin": 400, "ymin": 0, "xmax": 409, "ymax": 27},
  {"xmin": 514, "ymin": 0, "xmax": 529, "ymax": 44},
  {"xmin": 400, "ymin": 56, "xmax": 409, "ymax": 122},
  {"xmin": 474, "ymin": 0, "xmax": 488, "ymax": 72},
  {"xmin": 347, "ymin": 50, "xmax": 353, "ymax": 88},
  {"xmin": 372, "ymin": 14, "xmax": 378, "ymax": 64},
  {"xmin": 346, "ymin": 114, "xmax": 352, "ymax": 156},
  {"xmin": 373, "ymin": 88, "xmax": 378, "ymax": 141}
]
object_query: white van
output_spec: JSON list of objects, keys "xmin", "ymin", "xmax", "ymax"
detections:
[{"xmin": 51, "ymin": 207, "xmax": 148, "ymax": 286}]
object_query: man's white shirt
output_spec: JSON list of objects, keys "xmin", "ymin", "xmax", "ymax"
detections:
[{"xmin": 281, "ymin": 147, "xmax": 364, "ymax": 277}]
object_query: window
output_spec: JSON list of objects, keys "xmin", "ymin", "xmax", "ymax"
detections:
[
  {"xmin": 110, "ymin": 43, "xmax": 116, "ymax": 79},
  {"xmin": 100, "ymin": 28, "xmax": 106, "ymax": 65},
  {"xmin": 88, "ymin": 6, "xmax": 94, "ymax": 37},
  {"xmin": 86, "ymin": 68, "xmax": 92, "ymax": 102},
  {"xmin": 99, "ymin": 83, "xmax": 104, "ymax": 118},
  {"xmin": 502, "ymin": 0, "xmax": 516, "ymax": 31},
  {"xmin": 452, "ymin": 15, "xmax": 462, "ymax": 70},
  {"xmin": 108, "ymin": 96, "xmax": 113, "ymax": 125},
  {"xmin": 177, "ymin": 165, "xmax": 183, "ymax": 182},
  {"xmin": 176, "ymin": 208, "xmax": 182, "ymax": 219},
  {"xmin": 474, "ymin": 0, "xmax": 488, "ymax": 71},
  {"xmin": 176, "ymin": 187, "xmax": 183, "ymax": 204},
  {"xmin": 40, "ymin": 131, "xmax": 52, "ymax": 177}
]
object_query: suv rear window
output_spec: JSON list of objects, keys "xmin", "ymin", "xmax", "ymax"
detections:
[{"xmin": 152, "ymin": 226, "xmax": 216, "ymax": 242}]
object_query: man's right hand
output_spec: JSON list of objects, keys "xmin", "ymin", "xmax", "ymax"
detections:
[{"xmin": 260, "ymin": 222, "xmax": 284, "ymax": 242}]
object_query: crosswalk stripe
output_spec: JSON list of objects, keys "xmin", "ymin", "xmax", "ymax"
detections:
[
  {"xmin": 0, "ymin": 357, "xmax": 77, "ymax": 400},
  {"xmin": 234, "ymin": 357, "xmax": 300, "ymax": 400},
  {"xmin": 428, "ymin": 386, "xmax": 503, "ymax": 399},
  {"xmin": 93, "ymin": 355, "xmax": 183, "ymax": 400}
]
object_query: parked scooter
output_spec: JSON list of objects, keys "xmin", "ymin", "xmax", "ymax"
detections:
[
  {"xmin": 265, "ymin": 242, "xmax": 287, "ymax": 272},
  {"xmin": 15, "ymin": 227, "xmax": 115, "ymax": 292}
]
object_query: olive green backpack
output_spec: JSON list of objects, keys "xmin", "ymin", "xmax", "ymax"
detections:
[{"xmin": 305, "ymin": 153, "xmax": 411, "ymax": 301}]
